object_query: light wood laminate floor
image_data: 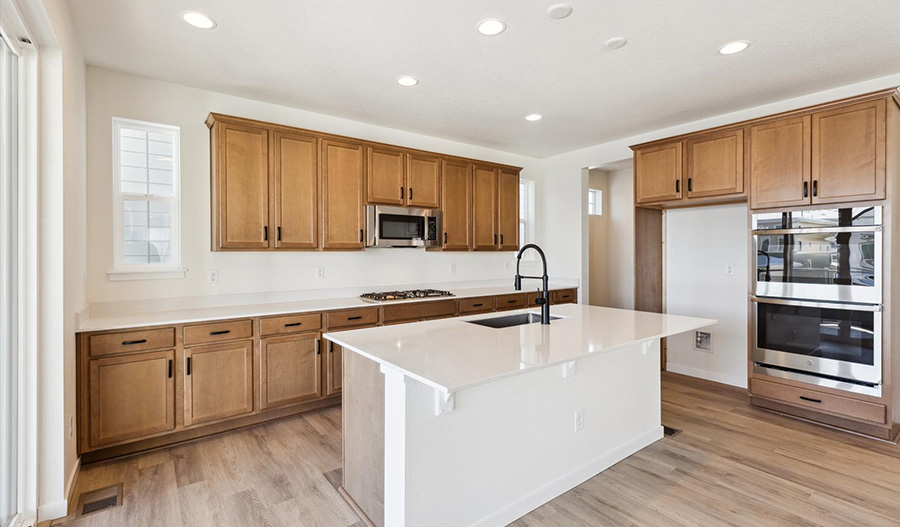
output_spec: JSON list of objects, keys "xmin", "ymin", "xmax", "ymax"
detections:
[{"xmin": 55, "ymin": 373, "xmax": 900, "ymax": 527}]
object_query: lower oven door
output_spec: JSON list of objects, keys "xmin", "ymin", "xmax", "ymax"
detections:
[{"xmin": 752, "ymin": 297, "xmax": 881, "ymax": 385}]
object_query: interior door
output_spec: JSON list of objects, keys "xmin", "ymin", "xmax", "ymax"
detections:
[
  {"xmin": 497, "ymin": 168, "xmax": 519, "ymax": 250},
  {"xmin": 260, "ymin": 333, "xmax": 322, "ymax": 409},
  {"xmin": 88, "ymin": 350, "xmax": 175, "ymax": 447},
  {"xmin": 184, "ymin": 341, "xmax": 254, "ymax": 426},
  {"xmin": 635, "ymin": 142, "xmax": 683, "ymax": 204},
  {"xmin": 273, "ymin": 130, "xmax": 318, "ymax": 249},
  {"xmin": 685, "ymin": 128, "xmax": 744, "ymax": 198},
  {"xmin": 367, "ymin": 146, "xmax": 405, "ymax": 206},
  {"xmin": 811, "ymin": 99, "xmax": 886, "ymax": 204},
  {"xmin": 441, "ymin": 160, "xmax": 472, "ymax": 250},
  {"xmin": 472, "ymin": 165, "xmax": 498, "ymax": 250},
  {"xmin": 749, "ymin": 116, "xmax": 811, "ymax": 209},
  {"xmin": 216, "ymin": 122, "xmax": 270, "ymax": 249},
  {"xmin": 322, "ymin": 140, "xmax": 366, "ymax": 249},
  {"xmin": 406, "ymin": 153, "xmax": 441, "ymax": 208}
]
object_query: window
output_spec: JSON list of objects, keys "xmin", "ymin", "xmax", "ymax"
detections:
[
  {"xmin": 110, "ymin": 118, "xmax": 184, "ymax": 280},
  {"xmin": 588, "ymin": 188, "xmax": 602, "ymax": 216},
  {"xmin": 519, "ymin": 179, "xmax": 535, "ymax": 247}
]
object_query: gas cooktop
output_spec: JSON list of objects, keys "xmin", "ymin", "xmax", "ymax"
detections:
[{"xmin": 360, "ymin": 289, "xmax": 455, "ymax": 303}]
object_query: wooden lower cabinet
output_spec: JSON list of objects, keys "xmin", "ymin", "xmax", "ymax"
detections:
[
  {"xmin": 184, "ymin": 341, "xmax": 255, "ymax": 426},
  {"xmin": 88, "ymin": 350, "xmax": 175, "ymax": 448},
  {"xmin": 326, "ymin": 340, "xmax": 343, "ymax": 396},
  {"xmin": 260, "ymin": 333, "xmax": 322, "ymax": 410}
]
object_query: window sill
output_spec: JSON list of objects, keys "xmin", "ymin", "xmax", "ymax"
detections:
[{"xmin": 107, "ymin": 268, "xmax": 187, "ymax": 281}]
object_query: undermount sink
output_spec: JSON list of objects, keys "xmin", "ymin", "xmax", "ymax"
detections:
[{"xmin": 465, "ymin": 312, "xmax": 562, "ymax": 329}]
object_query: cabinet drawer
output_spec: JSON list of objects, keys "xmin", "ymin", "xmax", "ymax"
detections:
[
  {"xmin": 383, "ymin": 299, "xmax": 458, "ymax": 324},
  {"xmin": 495, "ymin": 293, "xmax": 528, "ymax": 311},
  {"xmin": 552, "ymin": 289, "xmax": 577, "ymax": 304},
  {"xmin": 459, "ymin": 296, "xmax": 495, "ymax": 314},
  {"xmin": 751, "ymin": 378, "xmax": 886, "ymax": 424},
  {"xmin": 326, "ymin": 308, "xmax": 380, "ymax": 330},
  {"xmin": 183, "ymin": 319, "xmax": 254, "ymax": 346},
  {"xmin": 260, "ymin": 313, "xmax": 322, "ymax": 336},
  {"xmin": 89, "ymin": 328, "xmax": 176, "ymax": 357}
]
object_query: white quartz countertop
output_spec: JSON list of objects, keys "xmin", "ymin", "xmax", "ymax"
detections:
[
  {"xmin": 77, "ymin": 283, "xmax": 574, "ymax": 332},
  {"xmin": 324, "ymin": 304, "xmax": 716, "ymax": 393}
]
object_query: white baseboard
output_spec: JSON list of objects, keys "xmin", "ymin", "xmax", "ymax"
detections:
[
  {"xmin": 470, "ymin": 426, "xmax": 664, "ymax": 527},
  {"xmin": 37, "ymin": 499, "xmax": 67, "ymax": 522},
  {"xmin": 666, "ymin": 362, "xmax": 747, "ymax": 389}
]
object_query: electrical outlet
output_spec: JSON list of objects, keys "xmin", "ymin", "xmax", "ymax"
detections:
[
  {"xmin": 504, "ymin": 261, "xmax": 512, "ymax": 272},
  {"xmin": 574, "ymin": 409, "xmax": 584, "ymax": 432},
  {"xmin": 449, "ymin": 263, "xmax": 457, "ymax": 274},
  {"xmin": 315, "ymin": 266, "xmax": 325, "ymax": 279},
  {"xmin": 208, "ymin": 270, "xmax": 219, "ymax": 284},
  {"xmin": 695, "ymin": 331, "xmax": 712, "ymax": 352},
  {"xmin": 68, "ymin": 415, "xmax": 74, "ymax": 439},
  {"xmin": 725, "ymin": 264, "xmax": 735, "ymax": 276}
]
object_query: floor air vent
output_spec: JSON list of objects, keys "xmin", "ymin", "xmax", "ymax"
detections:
[
  {"xmin": 663, "ymin": 425, "xmax": 682, "ymax": 437},
  {"xmin": 77, "ymin": 483, "xmax": 123, "ymax": 517}
]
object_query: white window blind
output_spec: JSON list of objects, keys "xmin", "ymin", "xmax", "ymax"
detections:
[{"xmin": 111, "ymin": 118, "xmax": 183, "ymax": 279}]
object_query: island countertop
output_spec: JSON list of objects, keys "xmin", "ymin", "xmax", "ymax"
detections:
[{"xmin": 324, "ymin": 303, "xmax": 715, "ymax": 394}]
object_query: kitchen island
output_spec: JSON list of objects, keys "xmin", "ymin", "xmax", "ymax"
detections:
[{"xmin": 325, "ymin": 304, "xmax": 715, "ymax": 527}]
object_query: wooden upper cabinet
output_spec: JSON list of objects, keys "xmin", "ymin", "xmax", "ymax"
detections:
[
  {"xmin": 272, "ymin": 131, "xmax": 318, "ymax": 249},
  {"xmin": 184, "ymin": 341, "xmax": 254, "ymax": 427},
  {"xmin": 472, "ymin": 165, "xmax": 498, "ymax": 250},
  {"xmin": 497, "ymin": 169, "xmax": 519, "ymax": 251},
  {"xmin": 685, "ymin": 129, "xmax": 744, "ymax": 199},
  {"xmin": 214, "ymin": 121, "xmax": 270, "ymax": 249},
  {"xmin": 811, "ymin": 99, "xmax": 886, "ymax": 204},
  {"xmin": 367, "ymin": 146, "xmax": 405, "ymax": 206},
  {"xmin": 322, "ymin": 139, "xmax": 366, "ymax": 249},
  {"xmin": 749, "ymin": 116, "xmax": 811, "ymax": 210},
  {"xmin": 441, "ymin": 160, "xmax": 472, "ymax": 250},
  {"xmin": 635, "ymin": 142, "xmax": 683, "ymax": 204},
  {"xmin": 88, "ymin": 350, "xmax": 175, "ymax": 447},
  {"xmin": 406, "ymin": 153, "xmax": 441, "ymax": 208},
  {"xmin": 260, "ymin": 334, "xmax": 322, "ymax": 410}
]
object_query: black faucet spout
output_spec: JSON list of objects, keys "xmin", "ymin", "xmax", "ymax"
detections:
[{"xmin": 514, "ymin": 244, "xmax": 551, "ymax": 324}]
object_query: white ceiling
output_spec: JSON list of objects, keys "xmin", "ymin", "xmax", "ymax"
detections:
[{"xmin": 66, "ymin": 0, "xmax": 900, "ymax": 157}]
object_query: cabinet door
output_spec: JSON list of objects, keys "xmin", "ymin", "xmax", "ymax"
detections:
[
  {"xmin": 635, "ymin": 142, "xmax": 682, "ymax": 204},
  {"xmin": 811, "ymin": 99, "xmax": 885, "ymax": 204},
  {"xmin": 260, "ymin": 334, "xmax": 322, "ymax": 410},
  {"xmin": 366, "ymin": 146, "xmax": 405, "ymax": 205},
  {"xmin": 685, "ymin": 129, "xmax": 744, "ymax": 199},
  {"xmin": 749, "ymin": 116, "xmax": 811, "ymax": 209},
  {"xmin": 326, "ymin": 340, "xmax": 343, "ymax": 396},
  {"xmin": 406, "ymin": 153, "xmax": 441, "ymax": 208},
  {"xmin": 497, "ymin": 169, "xmax": 519, "ymax": 251},
  {"xmin": 441, "ymin": 160, "xmax": 472, "ymax": 250},
  {"xmin": 322, "ymin": 140, "xmax": 366, "ymax": 249},
  {"xmin": 215, "ymin": 122, "xmax": 270, "ymax": 249},
  {"xmin": 472, "ymin": 165, "xmax": 498, "ymax": 250},
  {"xmin": 273, "ymin": 130, "xmax": 318, "ymax": 249},
  {"xmin": 88, "ymin": 350, "xmax": 175, "ymax": 447},
  {"xmin": 184, "ymin": 341, "xmax": 254, "ymax": 426}
]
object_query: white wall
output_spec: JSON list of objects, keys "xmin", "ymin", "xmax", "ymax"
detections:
[
  {"xmin": 607, "ymin": 167, "xmax": 634, "ymax": 310},
  {"xmin": 85, "ymin": 67, "xmax": 547, "ymax": 305},
  {"xmin": 587, "ymin": 170, "xmax": 608, "ymax": 306},
  {"xmin": 665, "ymin": 204, "xmax": 749, "ymax": 388}
]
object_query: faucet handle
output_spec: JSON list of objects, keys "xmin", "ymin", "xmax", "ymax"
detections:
[{"xmin": 535, "ymin": 288, "xmax": 547, "ymax": 305}]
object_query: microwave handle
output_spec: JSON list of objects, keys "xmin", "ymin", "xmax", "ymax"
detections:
[{"xmin": 751, "ymin": 296, "xmax": 882, "ymax": 312}]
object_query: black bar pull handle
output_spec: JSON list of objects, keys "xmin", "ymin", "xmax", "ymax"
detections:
[
  {"xmin": 122, "ymin": 339, "xmax": 147, "ymax": 346},
  {"xmin": 329, "ymin": 341, "xmax": 334, "ymax": 353},
  {"xmin": 347, "ymin": 315, "xmax": 363, "ymax": 321},
  {"xmin": 277, "ymin": 226, "xmax": 282, "ymax": 242},
  {"xmin": 799, "ymin": 396, "xmax": 822, "ymax": 404},
  {"xmin": 803, "ymin": 181, "xmax": 809, "ymax": 198},
  {"xmin": 284, "ymin": 322, "xmax": 302, "ymax": 328},
  {"xmin": 186, "ymin": 357, "xmax": 192, "ymax": 375},
  {"xmin": 360, "ymin": 229, "xmax": 363, "ymax": 243},
  {"xmin": 675, "ymin": 179, "xmax": 680, "ymax": 193},
  {"xmin": 409, "ymin": 187, "xmax": 413, "ymax": 200},
  {"xmin": 209, "ymin": 330, "xmax": 231, "ymax": 336},
  {"xmin": 472, "ymin": 303, "xmax": 484, "ymax": 307},
  {"xmin": 264, "ymin": 226, "xmax": 268, "ymax": 241},
  {"xmin": 507, "ymin": 299, "xmax": 517, "ymax": 304},
  {"xmin": 444, "ymin": 232, "xmax": 447, "ymax": 244},
  {"xmin": 401, "ymin": 186, "xmax": 404, "ymax": 200},
  {"xmin": 812, "ymin": 180, "xmax": 818, "ymax": 197},
  {"xmin": 688, "ymin": 178, "xmax": 692, "ymax": 192},
  {"xmin": 168, "ymin": 360, "xmax": 173, "ymax": 378},
  {"xmin": 316, "ymin": 340, "xmax": 321, "ymax": 355},
  {"xmin": 494, "ymin": 234, "xmax": 498, "ymax": 245}
]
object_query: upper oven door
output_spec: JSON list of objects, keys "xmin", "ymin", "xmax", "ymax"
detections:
[
  {"xmin": 752, "ymin": 207, "xmax": 882, "ymax": 303},
  {"xmin": 752, "ymin": 297, "xmax": 882, "ymax": 385},
  {"xmin": 366, "ymin": 206, "xmax": 440, "ymax": 247}
]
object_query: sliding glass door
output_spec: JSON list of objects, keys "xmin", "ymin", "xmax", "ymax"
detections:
[{"xmin": 0, "ymin": 31, "xmax": 19, "ymax": 527}]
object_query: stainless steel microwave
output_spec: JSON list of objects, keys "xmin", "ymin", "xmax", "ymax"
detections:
[{"xmin": 366, "ymin": 205, "xmax": 441, "ymax": 248}]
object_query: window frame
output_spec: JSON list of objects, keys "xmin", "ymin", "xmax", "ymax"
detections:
[
  {"xmin": 109, "ymin": 117, "xmax": 184, "ymax": 281},
  {"xmin": 519, "ymin": 178, "xmax": 535, "ymax": 256},
  {"xmin": 588, "ymin": 188, "xmax": 603, "ymax": 216}
]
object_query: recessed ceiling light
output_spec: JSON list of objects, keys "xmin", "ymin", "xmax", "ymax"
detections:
[
  {"xmin": 396, "ymin": 76, "xmax": 419, "ymax": 87},
  {"xmin": 477, "ymin": 19, "xmax": 507, "ymax": 36},
  {"xmin": 547, "ymin": 4, "xmax": 573, "ymax": 19},
  {"xmin": 525, "ymin": 114, "xmax": 543, "ymax": 122},
  {"xmin": 718, "ymin": 41, "xmax": 750, "ymax": 55},
  {"xmin": 181, "ymin": 11, "xmax": 216, "ymax": 29},
  {"xmin": 605, "ymin": 37, "xmax": 627, "ymax": 50}
]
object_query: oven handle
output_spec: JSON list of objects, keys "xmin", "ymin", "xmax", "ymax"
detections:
[
  {"xmin": 751, "ymin": 225, "xmax": 881, "ymax": 236},
  {"xmin": 751, "ymin": 296, "xmax": 882, "ymax": 312}
]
